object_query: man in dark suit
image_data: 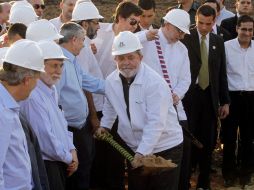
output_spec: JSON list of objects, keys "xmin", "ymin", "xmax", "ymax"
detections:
[
  {"xmin": 20, "ymin": 113, "xmax": 50, "ymax": 190},
  {"xmin": 221, "ymin": 0, "xmax": 252, "ymax": 40},
  {"xmin": 182, "ymin": 5, "xmax": 230, "ymax": 190},
  {"xmin": 204, "ymin": 0, "xmax": 232, "ymax": 41}
]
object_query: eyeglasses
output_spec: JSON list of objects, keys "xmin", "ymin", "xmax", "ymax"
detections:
[
  {"xmin": 239, "ymin": 27, "xmax": 253, "ymax": 32},
  {"xmin": 33, "ymin": 4, "xmax": 46, "ymax": 10},
  {"xmin": 128, "ymin": 18, "xmax": 139, "ymax": 26}
]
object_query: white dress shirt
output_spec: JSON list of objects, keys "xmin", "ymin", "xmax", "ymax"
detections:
[
  {"xmin": 101, "ymin": 63, "xmax": 183, "ymax": 155},
  {"xmin": 216, "ymin": 6, "xmax": 235, "ymax": 26},
  {"xmin": 77, "ymin": 37, "xmax": 104, "ymax": 111},
  {"xmin": 20, "ymin": 80, "xmax": 75, "ymax": 164},
  {"xmin": 50, "ymin": 16, "xmax": 63, "ymax": 32},
  {"xmin": 141, "ymin": 29, "xmax": 191, "ymax": 120},
  {"xmin": 225, "ymin": 38, "xmax": 254, "ymax": 91}
]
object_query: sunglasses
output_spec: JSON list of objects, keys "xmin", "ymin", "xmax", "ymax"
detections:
[
  {"xmin": 33, "ymin": 4, "xmax": 46, "ymax": 9},
  {"xmin": 128, "ymin": 18, "xmax": 139, "ymax": 26}
]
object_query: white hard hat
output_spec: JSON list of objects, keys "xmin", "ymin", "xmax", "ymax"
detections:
[
  {"xmin": 10, "ymin": 1, "xmax": 33, "ymax": 12},
  {"xmin": 38, "ymin": 41, "xmax": 67, "ymax": 60},
  {"xmin": 112, "ymin": 31, "xmax": 143, "ymax": 56},
  {"xmin": 26, "ymin": 19, "xmax": 63, "ymax": 42},
  {"xmin": 9, "ymin": 6, "xmax": 38, "ymax": 26},
  {"xmin": 163, "ymin": 9, "xmax": 190, "ymax": 34},
  {"xmin": 71, "ymin": 1, "xmax": 103, "ymax": 21},
  {"xmin": 3, "ymin": 39, "xmax": 45, "ymax": 72}
]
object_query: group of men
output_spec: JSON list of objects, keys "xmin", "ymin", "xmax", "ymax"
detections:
[{"xmin": 0, "ymin": 0, "xmax": 254, "ymax": 190}]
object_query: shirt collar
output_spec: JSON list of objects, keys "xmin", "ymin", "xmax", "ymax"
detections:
[
  {"xmin": 197, "ymin": 30, "xmax": 209, "ymax": 41},
  {"xmin": 61, "ymin": 47, "xmax": 75, "ymax": 63},
  {"xmin": 37, "ymin": 80, "xmax": 55, "ymax": 97},
  {"xmin": 235, "ymin": 37, "xmax": 252, "ymax": 48},
  {"xmin": 158, "ymin": 28, "xmax": 169, "ymax": 44},
  {"xmin": 0, "ymin": 83, "xmax": 19, "ymax": 110},
  {"xmin": 106, "ymin": 23, "xmax": 114, "ymax": 32}
]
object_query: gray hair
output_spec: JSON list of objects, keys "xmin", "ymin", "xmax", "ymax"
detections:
[
  {"xmin": 59, "ymin": 22, "xmax": 85, "ymax": 44},
  {"xmin": 0, "ymin": 62, "xmax": 39, "ymax": 85}
]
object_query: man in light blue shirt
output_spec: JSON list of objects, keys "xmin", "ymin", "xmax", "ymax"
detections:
[
  {"xmin": 57, "ymin": 22, "xmax": 105, "ymax": 190},
  {"xmin": 20, "ymin": 41, "xmax": 78, "ymax": 190},
  {"xmin": 0, "ymin": 39, "xmax": 44, "ymax": 190}
]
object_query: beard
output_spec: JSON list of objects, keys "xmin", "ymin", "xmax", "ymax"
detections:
[
  {"xmin": 118, "ymin": 67, "xmax": 139, "ymax": 79},
  {"xmin": 86, "ymin": 26, "xmax": 97, "ymax": 39}
]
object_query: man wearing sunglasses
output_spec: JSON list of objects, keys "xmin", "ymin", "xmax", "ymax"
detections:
[{"xmin": 28, "ymin": 0, "xmax": 45, "ymax": 19}]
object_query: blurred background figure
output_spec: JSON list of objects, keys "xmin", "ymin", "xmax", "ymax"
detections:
[{"xmin": 28, "ymin": 0, "xmax": 45, "ymax": 19}]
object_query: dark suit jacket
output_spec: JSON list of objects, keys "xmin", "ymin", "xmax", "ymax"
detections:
[
  {"xmin": 220, "ymin": 15, "xmax": 238, "ymax": 40},
  {"xmin": 20, "ymin": 113, "xmax": 50, "ymax": 190},
  {"xmin": 216, "ymin": 25, "xmax": 232, "ymax": 42},
  {"xmin": 181, "ymin": 28, "xmax": 230, "ymax": 116}
]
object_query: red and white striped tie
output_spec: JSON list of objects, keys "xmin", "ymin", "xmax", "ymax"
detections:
[{"xmin": 154, "ymin": 38, "xmax": 173, "ymax": 94}]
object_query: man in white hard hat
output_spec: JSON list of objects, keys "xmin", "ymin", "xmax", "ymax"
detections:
[
  {"xmin": 26, "ymin": 19, "xmax": 63, "ymax": 42},
  {"xmin": 20, "ymin": 41, "xmax": 78, "ymax": 190},
  {"xmin": 141, "ymin": 8, "xmax": 191, "ymax": 190},
  {"xmin": 50, "ymin": 0, "xmax": 77, "ymax": 31},
  {"xmin": 96, "ymin": 31, "xmax": 183, "ymax": 190},
  {"xmin": 71, "ymin": 2, "xmax": 108, "ymax": 189},
  {"xmin": 8, "ymin": 2, "xmax": 38, "ymax": 26},
  {"xmin": 56, "ymin": 22, "xmax": 105, "ymax": 190},
  {"xmin": 0, "ymin": 39, "xmax": 44, "ymax": 190}
]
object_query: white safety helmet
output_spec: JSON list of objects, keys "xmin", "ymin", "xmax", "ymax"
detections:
[
  {"xmin": 9, "ymin": 6, "xmax": 38, "ymax": 26},
  {"xmin": 38, "ymin": 41, "xmax": 67, "ymax": 60},
  {"xmin": 26, "ymin": 19, "xmax": 63, "ymax": 42},
  {"xmin": 163, "ymin": 9, "xmax": 190, "ymax": 34},
  {"xmin": 3, "ymin": 39, "xmax": 45, "ymax": 72},
  {"xmin": 71, "ymin": 1, "xmax": 103, "ymax": 22},
  {"xmin": 112, "ymin": 31, "xmax": 143, "ymax": 56},
  {"xmin": 10, "ymin": 1, "xmax": 33, "ymax": 12}
]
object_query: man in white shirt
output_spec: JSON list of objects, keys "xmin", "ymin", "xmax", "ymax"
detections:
[
  {"xmin": 141, "ymin": 9, "xmax": 191, "ymax": 190},
  {"xmin": 216, "ymin": 0, "xmax": 234, "ymax": 25},
  {"xmin": 221, "ymin": 15, "xmax": 254, "ymax": 188},
  {"xmin": 96, "ymin": 31, "xmax": 183, "ymax": 190},
  {"xmin": 94, "ymin": 1, "xmax": 143, "ymax": 79},
  {"xmin": 50, "ymin": 0, "xmax": 77, "ymax": 31}
]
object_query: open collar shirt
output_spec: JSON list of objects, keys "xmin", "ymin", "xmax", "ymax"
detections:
[
  {"xmin": 225, "ymin": 38, "xmax": 254, "ymax": 91},
  {"xmin": 0, "ymin": 84, "xmax": 32, "ymax": 190},
  {"xmin": 56, "ymin": 47, "xmax": 105, "ymax": 129},
  {"xmin": 20, "ymin": 80, "xmax": 75, "ymax": 164}
]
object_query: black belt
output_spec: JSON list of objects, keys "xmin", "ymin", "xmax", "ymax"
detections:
[{"xmin": 230, "ymin": 91, "xmax": 254, "ymax": 96}]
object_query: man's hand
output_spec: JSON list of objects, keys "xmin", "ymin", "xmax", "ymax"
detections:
[
  {"xmin": 172, "ymin": 93, "xmax": 180, "ymax": 105},
  {"xmin": 131, "ymin": 152, "xmax": 144, "ymax": 168},
  {"xmin": 90, "ymin": 43, "xmax": 97, "ymax": 54},
  {"xmin": 67, "ymin": 149, "xmax": 79, "ymax": 177},
  {"xmin": 146, "ymin": 29, "xmax": 159, "ymax": 41},
  {"xmin": 94, "ymin": 127, "xmax": 109, "ymax": 138},
  {"xmin": 218, "ymin": 104, "xmax": 229, "ymax": 119}
]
